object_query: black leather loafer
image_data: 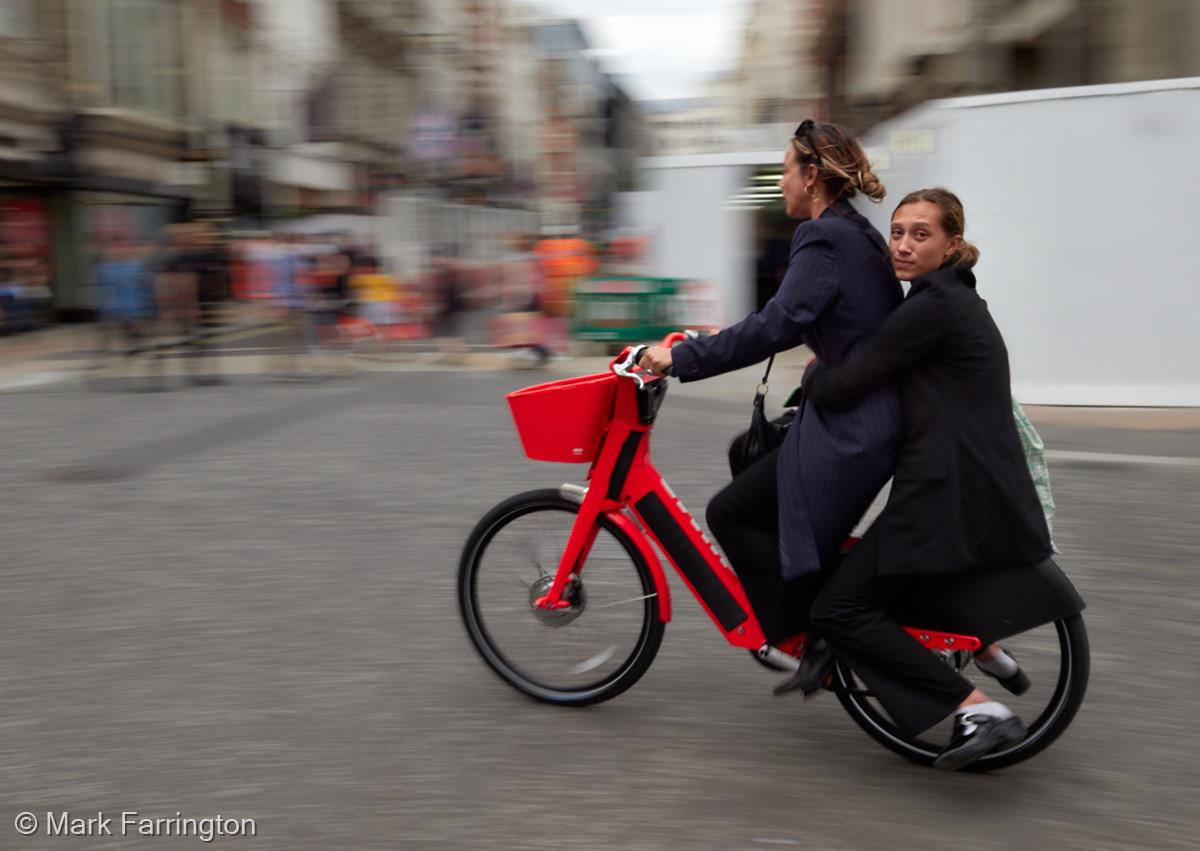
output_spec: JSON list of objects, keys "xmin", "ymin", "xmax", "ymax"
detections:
[
  {"xmin": 934, "ymin": 712, "xmax": 1027, "ymax": 771},
  {"xmin": 773, "ymin": 637, "xmax": 835, "ymax": 698}
]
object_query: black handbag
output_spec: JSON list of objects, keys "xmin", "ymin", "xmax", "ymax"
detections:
[{"xmin": 727, "ymin": 355, "xmax": 800, "ymax": 477}]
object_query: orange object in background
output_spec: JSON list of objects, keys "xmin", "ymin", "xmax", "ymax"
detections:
[
  {"xmin": 535, "ymin": 237, "xmax": 596, "ymax": 317},
  {"xmin": 535, "ymin": 237, "xmax": 596, "ymax": 278}
]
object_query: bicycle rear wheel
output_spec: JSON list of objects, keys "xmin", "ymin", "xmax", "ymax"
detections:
[
  {"xmin": 834, "ymin": 614, "xmax": 1089, "ymax": 771},
  {"xmin": 458, "ymin": 489, "xmax": 665, "ymax": 706}
]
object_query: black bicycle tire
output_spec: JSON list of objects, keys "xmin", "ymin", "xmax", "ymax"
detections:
[
  {"xmin": 833, "ymin": 614, "xmax": 1090, "ymax": 771},
  {"xmin": 458, "ymin": 489, "xmax": 666, "ymax": 707}
]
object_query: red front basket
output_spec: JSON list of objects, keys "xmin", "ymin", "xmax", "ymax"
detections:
[{"xmin": 507, "ymin": 372, "xmax": 617, "ymax": 463}]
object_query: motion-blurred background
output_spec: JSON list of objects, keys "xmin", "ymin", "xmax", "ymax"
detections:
[
  {"xmin": 2, "ymin": 5, "xmax": 1200, "ymax": 848},
  {"xmin": 0, "ymin": 0, "xmax": 1196, "ymax": 402}
]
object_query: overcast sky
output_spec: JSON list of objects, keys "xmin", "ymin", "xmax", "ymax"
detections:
[{"xmin": 536, "ymin": 0, "xmax": 753, "ymax": 102}]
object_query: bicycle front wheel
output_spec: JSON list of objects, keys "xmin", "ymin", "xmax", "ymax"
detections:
[{"xmin": 458, "ymin": 489, "xmax": 665, "ymax": 706}]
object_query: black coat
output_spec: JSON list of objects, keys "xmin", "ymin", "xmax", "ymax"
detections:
[{"xmin": 802, "ymin": 264, "xmax": 1052, "ymax": 577}]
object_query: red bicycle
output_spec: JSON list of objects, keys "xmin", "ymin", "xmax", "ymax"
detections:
[{"xmin": 459, "ymin": 333, "xmax": 1089, "ymax": 770}]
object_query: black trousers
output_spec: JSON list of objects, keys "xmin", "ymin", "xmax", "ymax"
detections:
[
  {"xmin": 811, "ymin": 523, "xmax": 974, "ymax": 736},
  {"xmin": 705, "ymin": 447, "xmax": 824, "ymax": 644}
]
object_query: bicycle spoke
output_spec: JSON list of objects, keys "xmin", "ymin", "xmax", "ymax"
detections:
[
  {"xmin": 567, "ymin": 646, "xmax": 616, "ymax": 674},
  {"xmin": 590, "ymin": 592, "xmax": 658, "ymax": 610},
  {"xmin": 526, "ymin": 535, "xmax": 548, "ymax": 579}
]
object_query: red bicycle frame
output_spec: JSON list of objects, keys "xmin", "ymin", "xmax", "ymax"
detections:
[{"xmin": 528, "ymin": 335, "xmax": 981, "ymax": 660}]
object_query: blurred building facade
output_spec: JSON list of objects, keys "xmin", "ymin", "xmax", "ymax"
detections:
[
  {"xmin": 819, "ymin": 0, "xmax": 1200, "ymax": 131},
  {"xmin": 533, "ymin": 18, "xmax": 615, "ymax": 231},
  {"xmin": 734, "ymin": 0, "xmax": 826, "ymax": 126},
  {"xmin": 255, "ymin": 0, "xmax": 348, "ymax": 215},
  {"xmin": 647, "ymin": 0, "xmax": 1200, "ymax": 157},
  {"xmin": 0, "ymin": 0, "xmax": 646, "ymax": 317},
  {"xmin": 646, "ymin": 0, "xmax": 827, "ymax": 157},
  {"xmin": 644, "ymin": 98, "xmax": 729, "ymax": 156},
  {"xmin": 0, "ymin": 0, "xmax": 270, "ymax": 315}
]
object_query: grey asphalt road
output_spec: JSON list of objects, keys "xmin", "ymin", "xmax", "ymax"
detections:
[{"xmin": 2, "ymin": 369, "xmax": 1199, "ymax": 850}]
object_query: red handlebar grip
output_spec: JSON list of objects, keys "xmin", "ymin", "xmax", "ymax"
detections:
[{"xmin": 660, "ymin": 332, "xmax": 688, "ymax": 348}]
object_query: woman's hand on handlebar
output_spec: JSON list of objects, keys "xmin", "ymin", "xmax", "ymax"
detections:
[
  {"xmin": 638, "ymin": 345, "xmax": 674, "ymax": 377},
  {"xmin": 637, "ymin": 330, "xmax": 705, "ymax": 376}
]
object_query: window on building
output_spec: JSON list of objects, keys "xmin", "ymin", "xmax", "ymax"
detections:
[
  {"xmin": 337, "ymin": 57, "xmax": 375, "ymax": 139},
  {"xmin": 89, "ymin": 0, "xmax": 183, "ymax": 117},
  {"xmin": 0, "ymin": 0, "xmax": 32, "ymax": 38},
  {"xmin": 110, "ymin": 0, "xmax": 183, "ymax": 117},
  {"xmin": 352, "ymin": 60, "xmax": 370, "ymax": 136},
  {"xmin": 214, "ymin": 24, "xmax": 254, "ymax": 125}
]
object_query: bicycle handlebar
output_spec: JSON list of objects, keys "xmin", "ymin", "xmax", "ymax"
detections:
[
  {"xmin": 612, "ymin": 330, "xmax": 705, "ymax": 385},
  {"xmin": 612, "ymin": 346, "xmax": 650, "ymax": 387}
]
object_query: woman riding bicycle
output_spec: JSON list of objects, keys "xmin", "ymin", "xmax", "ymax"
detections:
[
  {"xmin": 638, "ymin": 122, "xmax": 902, "ymax": 662},
  {"xmin": 801, "ymin": 188, "xmax": 1054, "ymax": 770}
]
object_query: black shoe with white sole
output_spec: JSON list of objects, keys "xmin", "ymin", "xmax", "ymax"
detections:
[{"xmin": 934, "ymin": 713, "xmax": 1028, "ymax": 771}]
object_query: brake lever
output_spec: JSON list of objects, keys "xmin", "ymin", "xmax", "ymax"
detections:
[{"xmin": 612, "ymin": 345, "xmax": 648, "ymax": 388}]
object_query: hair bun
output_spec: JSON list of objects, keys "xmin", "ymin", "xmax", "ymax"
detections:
[
  {"xmin": 859, "ymin": 169, "xmax": 886, "ymax": 202},
  {"xmin": 955, "ymin": 240, "xmax": 981, "ymax": 268},
  {"xmin": 798, "ymin": 123, "xmax": 884, "ymax": 203}
]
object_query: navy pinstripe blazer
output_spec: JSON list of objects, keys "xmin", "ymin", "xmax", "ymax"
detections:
[{"xmin": 672, "ymin": 200, "xmax": 903, "ymax": 579}]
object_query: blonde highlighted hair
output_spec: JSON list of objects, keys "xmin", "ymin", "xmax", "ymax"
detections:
[
  {"xmin": 791, "ymin": 121, "xmax": 886, "ymax": 203},
  {"xmin": 894, "ymin": 187, "xmax": 980, "ymax": 268}
]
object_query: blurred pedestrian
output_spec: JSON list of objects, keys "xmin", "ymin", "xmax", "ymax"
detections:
[
  {"xmin": 269, "ymin": 233, "xmax": 316, "ymax": 378},
  {"xmin": 431, "ymin": 246, "xmax": 468, "ymax": 361},
  {"xmin": 492, "ymin": 233, "xmax": 551, "ymax": 365},
  {"xmin": 0, "ymin": 253, "xmax": 52, "ymax": 333},
  {"xmin": 535, "ymin": 231, "xmax": 594, "ymax": 321},
  {"xmin": 307, "ymin": 238, "xmax": 355, "ymax": 374},
  {"xmin": 349, "ymin": 253, "xmax": 397, "ymax": 329},
  {"xmin": 91, "ymin": 235, "xmax": 158, "ymax": 388},
  {"xmin": 322, "ymin": 238, "xmax": 355, "ymax": 318},
  {"xmin": 145, "ymin": 224, "xmax": 194, "ymax": 388},
  {"xmin": 170, "ymin": 222, "xmax": 231, "ymax": 384},
  {"xmin": 0, "ymin": 260, "xmax": 20, "ymax": 334}
]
